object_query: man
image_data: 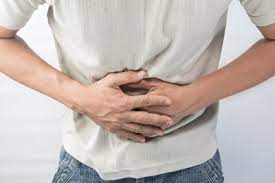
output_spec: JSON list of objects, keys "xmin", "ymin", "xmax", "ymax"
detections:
[{"xmin": 0, "ymin": 0, "xmax": 274, "ymax": 182}]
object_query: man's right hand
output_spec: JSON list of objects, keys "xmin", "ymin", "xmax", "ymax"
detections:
[
  {"xmin": 69, "ymin": 70, "xmax": 173, "ymax": 143},
  {"xmin": 0, "ymin": 27, "xmax": 172, "ymax": 143}
]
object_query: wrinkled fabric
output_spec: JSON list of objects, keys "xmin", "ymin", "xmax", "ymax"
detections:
[
  {"xmin": 52, "ymin": 146, "xmax": 224, "ymax": 183},
  {"xmin": 0, "ymin": 0, "xmax": 274, "ymax": 180}
]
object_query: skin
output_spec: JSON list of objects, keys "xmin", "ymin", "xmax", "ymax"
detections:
[
  {"xmin": 0, "ymin": 31, "xmax": 173, "ymax": 143},
  {"xmin": 0, "ymin": 23, "xmax": 275, "ymax": 143},
  {"xmin": 125, "ymin": 24, "xmax": 275, "ymax": 129},
  {"xmin": 122, "ymin": 79, "xmax": 202, "ymax": 127}
]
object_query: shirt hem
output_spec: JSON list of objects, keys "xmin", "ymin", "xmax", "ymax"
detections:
[{"xmin": 62, "ymin": 132, "xmax": 218, "ymax": 181}]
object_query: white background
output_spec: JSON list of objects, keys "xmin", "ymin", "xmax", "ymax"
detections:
[{"xmin": 0, "ymin": 1, "xmax": 275, "ymax": 183}]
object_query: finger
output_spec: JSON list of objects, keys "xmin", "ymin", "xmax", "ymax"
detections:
[
  {"xmin": 138, "ymin": 106, "xmax": 168, "ymax": 115},
  {"xmin": 125, "ymin": 80, "xmax": 154, "ymax": 90},
  {"xmin": 119, "ymin": 111, "xmax": 173, "ymax": 128},
  {"xmin": 103, "ymin": 70, "xmax": 147, "ymax": 87},
  {"xmin": 120, "ymin": 122, "xmax": 164, "ymax": 137},
  {"xmin": 115, "ymin": 129, "xmax": 146, "ymax": 143},
  {"xmin": 129, "ymin": 94, "xmax": 172, "ymax": 109}
]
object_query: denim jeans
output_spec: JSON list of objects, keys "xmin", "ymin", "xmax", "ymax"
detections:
[{"xmin": 52, "ymin": 146, "xmax": 224, "ymax": 183}]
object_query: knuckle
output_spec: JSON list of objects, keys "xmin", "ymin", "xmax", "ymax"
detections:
[
  {"xmin": 133, "ymin": 112, "xmax": 142, "ymax": 122},
  {"xmin": 129, "ymin": 98, "xmax": 137, "ymax": 109},
  {"xmin": 142, "ymin": 96, "xmax": 151, "ymax": 106},
  {"xmin": 156, "ymin": 96, "xmax": 165, "ymax": 104},
  {"xmin": 129, "ymin": 113, "xmax": 137, "ymax": 122},
  {"xmin": 134, "ymin": 112, "xmax": 143, "ymax": 122},
  {"xmin": 154, "ymin": 95, "xmax": 165, "ymax": 105},
  {"xmin": 114, "ymin": 114, "xmax": 123, "ymax": 122},
  {"xmin": 109, "ymin": 101, "xmax": 121, "ymax": 111},
  {"xmin": 119, "ymin": 112, "xmax": 129, "ymax": 121},
  {"xmin": 149, "ymin": 113, "xmax": 157, "ymax": 121},
  {"xmin": 143, "ymin": 112, "xmax": 151, "ymax": 123},
  {"xmin": 121, "ymin": 97, "xmax": 133, "ymax": 110},
  {"xmin": 111, "ymin": 98, "xmax": 131, "ymax": 112},
  {"xmin": 112, "ymin": 103, "xmax": 125, "ymax": 113}
]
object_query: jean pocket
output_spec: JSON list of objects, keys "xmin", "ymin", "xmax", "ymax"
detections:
[
  {"xmin": 52, "ymin": 147, "xmax": 81, "ymax": 183},
  {"xmin": 198, "ymin": 151, "xmax": 224, "ymax": 183}
]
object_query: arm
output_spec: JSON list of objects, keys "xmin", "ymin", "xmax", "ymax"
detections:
[
  {"xmin": 0, "ymin": 28, "xmax": 82, "ymax": 108},
  {"xmin": 122, "ymin": 32, "xmax": 275, "ymax": 127},
  {"xmin": 190, "ymin": 24, "xmax": 275, "ymax": 108},
  {"xmin": 0, "ymin": 28, "xmax": 80, "ymax": 107},
  {"xmin": 0, "ymin": 27, "xmax": 173, "ymax": 142}
]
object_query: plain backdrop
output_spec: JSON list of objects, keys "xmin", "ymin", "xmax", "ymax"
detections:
[{"xmin": 0, "ymin": 1, "xmax": 274, "ymax": 183}]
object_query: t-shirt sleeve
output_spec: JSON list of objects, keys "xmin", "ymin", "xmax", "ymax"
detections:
[
  {"xmin": 0, "ymin": 0, "xmax": 45, "ymax": 30},
  {"xmin": 239, "ymin": 0, "xmax": 275, "ymax": 26}
]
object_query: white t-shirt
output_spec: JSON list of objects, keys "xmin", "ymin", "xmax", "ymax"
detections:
[{"xmin": 1, "ymin": 0, "xmax": 274, "ymax": 180}]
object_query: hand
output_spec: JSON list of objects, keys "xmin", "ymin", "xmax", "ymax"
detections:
[
  {"xmin": 69, "ymin": 70, "xmax": 173, "ymax": 143},
  {"xmin": 124, "ymin": 78, "xmax": 206, "ymax": 129}
]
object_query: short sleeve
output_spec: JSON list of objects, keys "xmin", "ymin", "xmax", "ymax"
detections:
[
  {"xmin": 240, "ymin": 0, "xmax": 275, "ymax": 26},
  {"xmin": 0, "ymin": 0, "xmax": 45, "ymax": 30}
]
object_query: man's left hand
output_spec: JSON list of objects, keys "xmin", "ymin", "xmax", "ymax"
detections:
[{"xmin": 123, "ymin": 78, "xmax": 207, "ymax": 130}]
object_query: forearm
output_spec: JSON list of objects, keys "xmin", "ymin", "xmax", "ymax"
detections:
[
  {"xmin": 0, "ymin": 35, "xmax": 82, "ymax": 108},
  {"xmin": 191, "ymin": 38, "xmax": 275, "ymax": 107}
]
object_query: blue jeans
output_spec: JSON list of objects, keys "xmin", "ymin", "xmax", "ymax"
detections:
[{"xmin": 52, "ymin": 146, "xmax": 224, "ymax": 183}]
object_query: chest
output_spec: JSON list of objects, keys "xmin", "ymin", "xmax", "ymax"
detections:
[{"xmin": 50, "ymin": 0, "xmax": 231, "ymax": 34}]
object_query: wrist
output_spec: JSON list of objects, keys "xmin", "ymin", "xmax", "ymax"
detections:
[
  {"xmin": 58, "ymin": 75, "xmax": 86, "ymax": 110},
  {"xmin": 188, "ymin": 77, "xmax": 218, "ymax": 108}
]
